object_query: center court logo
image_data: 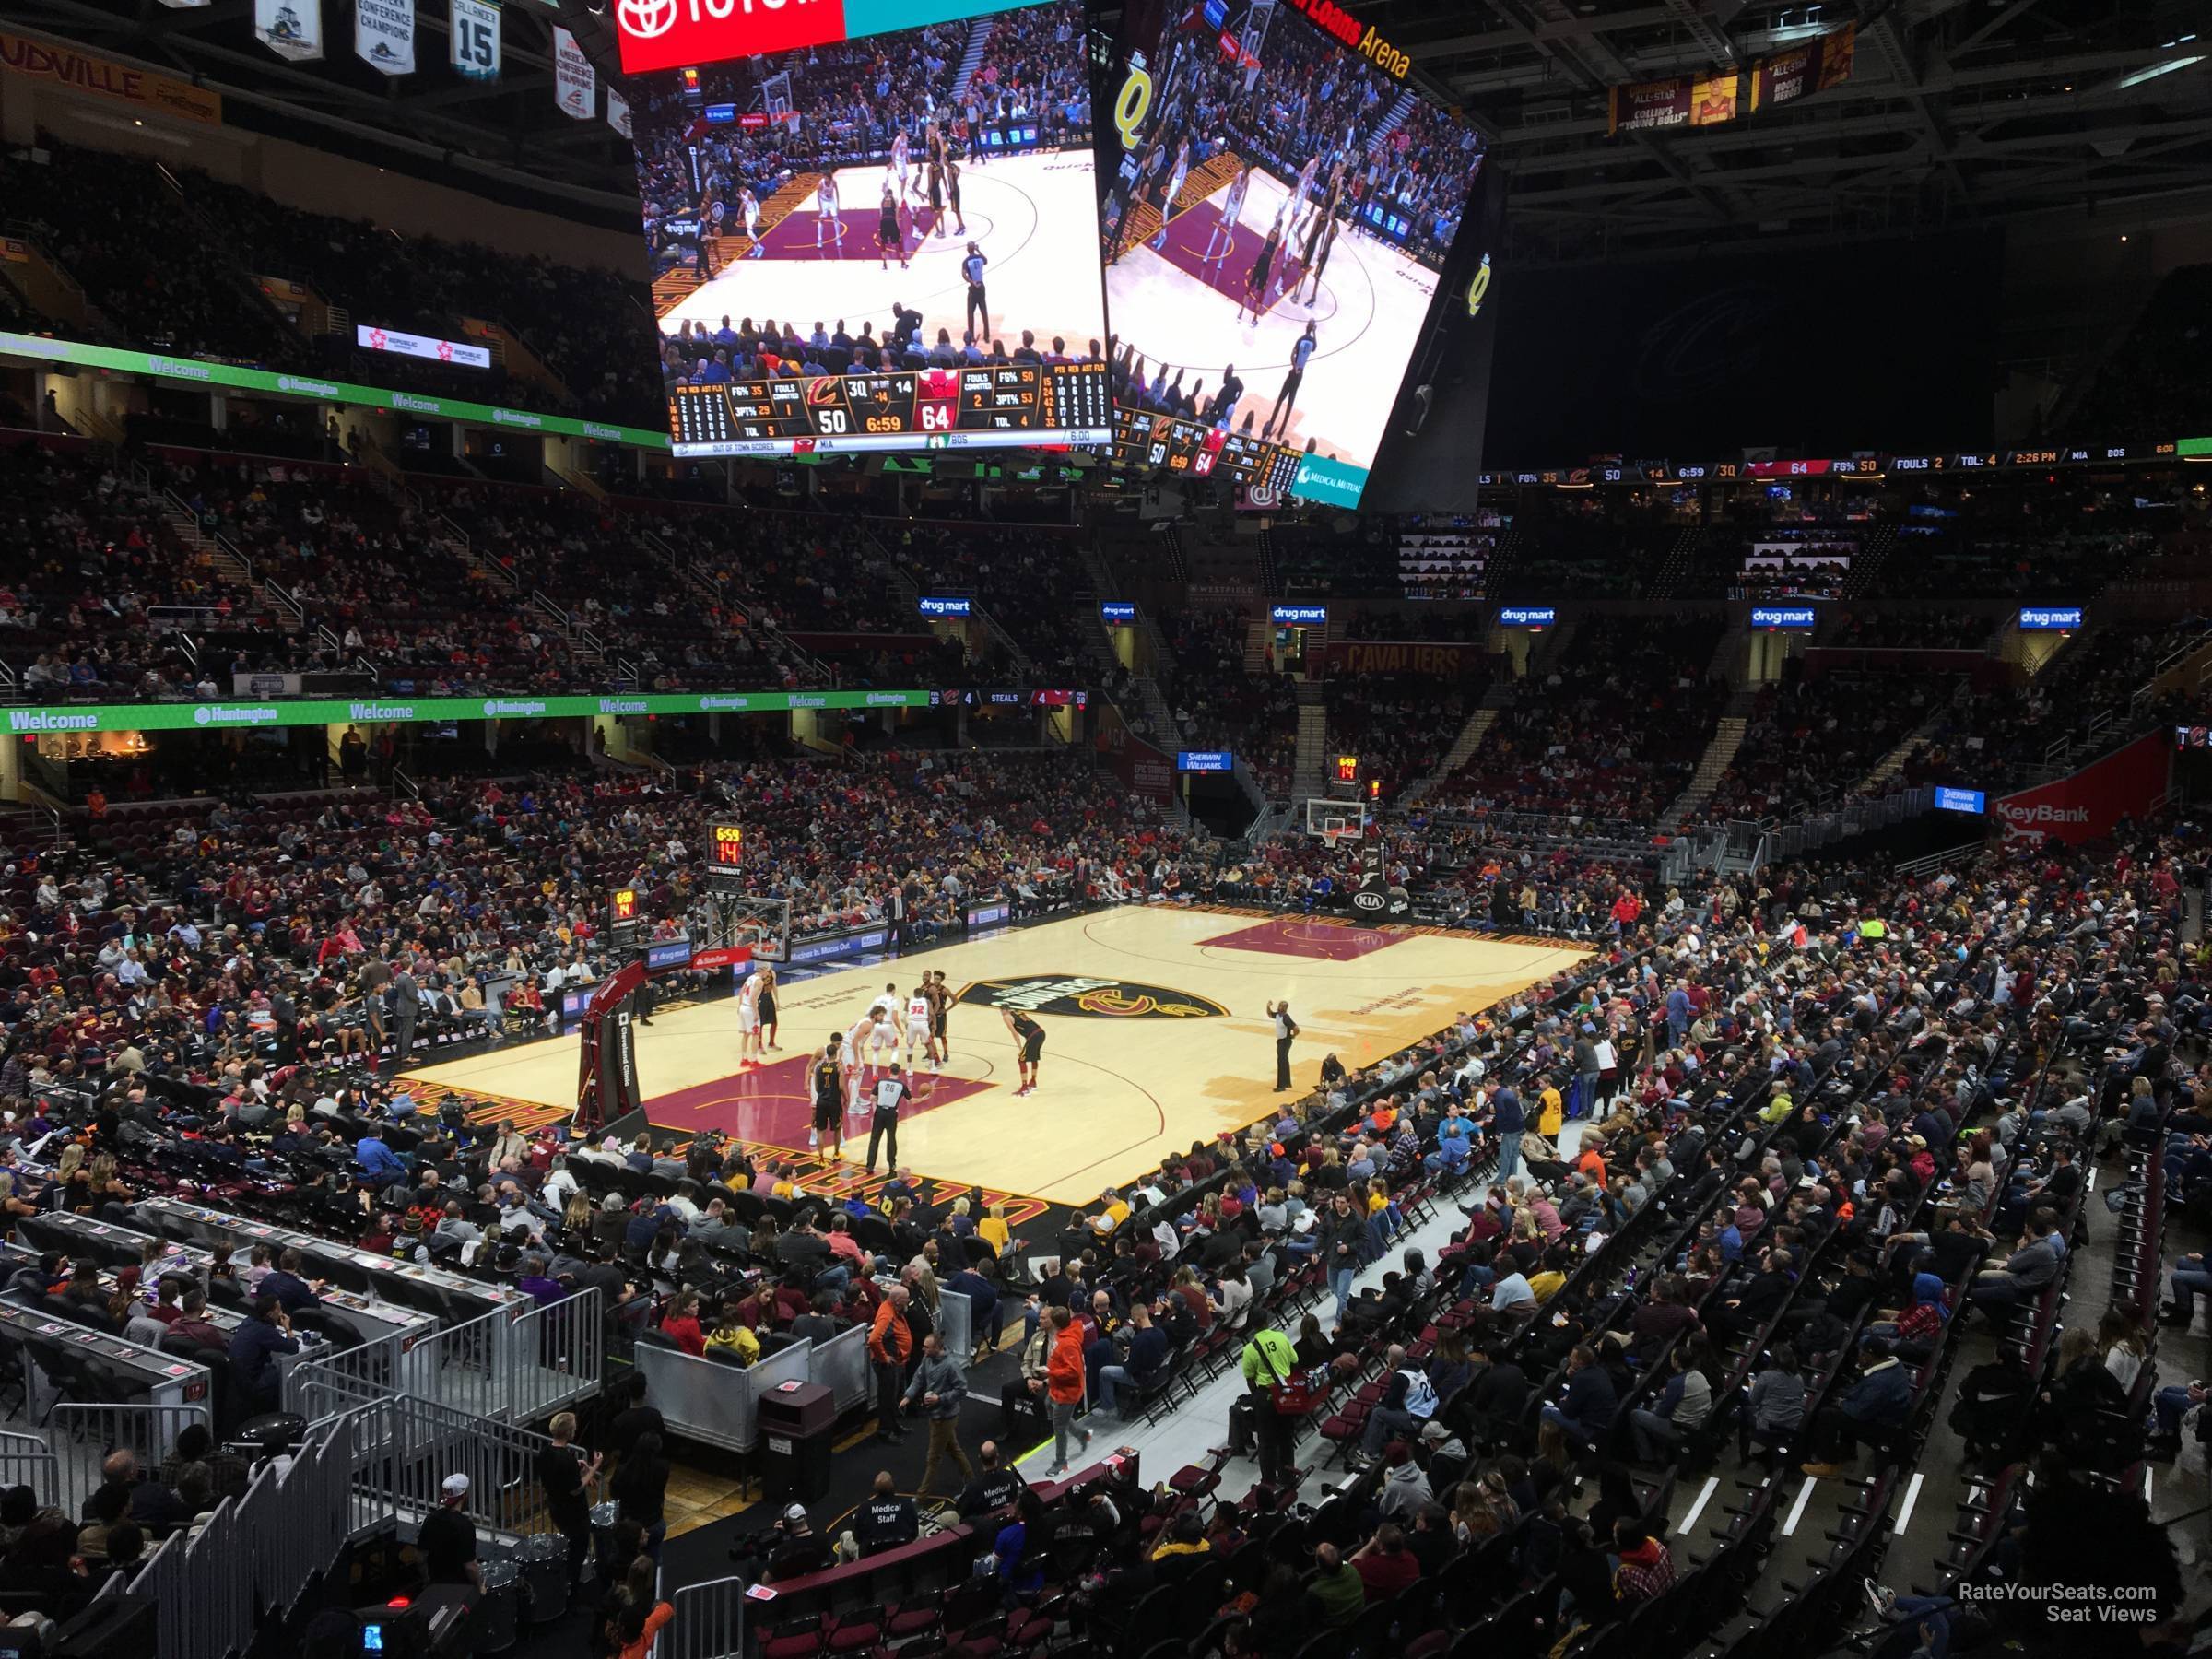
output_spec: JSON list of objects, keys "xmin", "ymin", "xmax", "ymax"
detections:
[{"xmin": 958, "ymin": 976, "xmax": 1229, "ymax": 1019}]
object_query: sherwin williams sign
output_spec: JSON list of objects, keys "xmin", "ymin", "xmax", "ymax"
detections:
[
  {"xmin": 5, "ymin": 689, "xmax": 932, "ymax": 734},
  {"xmin": 0, "ymin": 331, "xmax": 668, "ymax": 449}
]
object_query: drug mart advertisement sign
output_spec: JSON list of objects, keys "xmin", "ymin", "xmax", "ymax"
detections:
[
  {"xmin": 3, "ymin": 688, "xmax": 935, "ymax": 734},
  {"xmin": 1994, "ymin": 730, "xmax": 2170, "ymax": 845}
]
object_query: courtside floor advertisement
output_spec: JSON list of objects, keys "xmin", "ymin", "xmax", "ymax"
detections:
[{"xmin": 627, "ymin": 0, "xmax": 1112, "ymax": 459}]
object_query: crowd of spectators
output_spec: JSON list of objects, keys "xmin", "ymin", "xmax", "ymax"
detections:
[
  {"xmin": 1698, "ymin": 670, "xmax": 1961, "ymax": 825},
  {"xmin": 1817, "ymin": 608, "xmax": 1995, "ymax": 651},
  {"xmin": 1914, "ymin": 615, "xmax": 2212, "ymax": 790},
  {"xmin": 1427, "ymin": 618, "xmax": 1728, "ymax": 827},
  {"xmin": 1160, "ymin": 609, "xmax": 1298, "ymax": 797},
  {"xmin": 0, "ymin": 756, "xmax": 2194, "ymax": 1654},
  {"xmin": 3, "ymin": 135, "xmax": 658, "ymax": 427},
  {"xmin": 0, "ymin": 441, "xmax": 270, "ymax": 700},
  {"xmin": 1325, "ymin": 672, "xmax": 1475, "ymax": 803}
]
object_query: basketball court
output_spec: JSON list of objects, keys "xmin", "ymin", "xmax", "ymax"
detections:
[
  {"xmin": 410, "ymin": 906, "xmax": 1584, "ymax": 1207},
  {"xmin": 658, "ymin": 150, "xmax": 1109, "ymax": 360},
  {"xmin": 1106, "ymin": 164, "xmax": 1441, "ymax": 470}
]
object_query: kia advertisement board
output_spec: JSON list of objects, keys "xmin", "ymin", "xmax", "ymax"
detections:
[{"xmin": 1994, "ymin": 730, "xmax": 2170, "ymax": 845}]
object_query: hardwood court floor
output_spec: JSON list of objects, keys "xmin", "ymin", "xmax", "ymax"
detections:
[{"xmin": 411, "ymin": 907, "xmax": 1585, "ymax": 1206}]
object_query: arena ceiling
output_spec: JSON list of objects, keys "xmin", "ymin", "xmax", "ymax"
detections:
[{"xmin": 10, "ymin": 0, "xmax": 2212, "ymax": 259}]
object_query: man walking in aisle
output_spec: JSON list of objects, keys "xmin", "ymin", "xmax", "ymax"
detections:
[{"xmin": 900, "ymin": 1333, "xmax": 976, "ymax": 1502}]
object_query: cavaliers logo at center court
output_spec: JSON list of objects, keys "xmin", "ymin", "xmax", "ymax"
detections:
[{"xmin": 958, "ymin": 976, "xmax": 1229, "ymax": 1019}]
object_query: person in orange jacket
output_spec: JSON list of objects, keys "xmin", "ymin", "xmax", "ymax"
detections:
[
  {"xmin": 869, "ymin": 1285, "xmax": 914, "ymax": 1444},
  {"xmin": 1043, "ymin": 1304, "xmax": 1093, "ymax": 1477}
]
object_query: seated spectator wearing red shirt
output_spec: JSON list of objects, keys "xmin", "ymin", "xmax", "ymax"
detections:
[
  {"xmin": 659, "ymin": 1289, "xmax": 707, "ymax": 1357},
  {"xmin": 1349, "ymin": 1522, "xmax": 1421, "ymax": 1603}
]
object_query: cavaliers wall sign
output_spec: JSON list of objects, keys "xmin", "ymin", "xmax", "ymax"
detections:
[{"xmin": 958, "ymin": 976, "xmax": 1229, "ymax": 1018}]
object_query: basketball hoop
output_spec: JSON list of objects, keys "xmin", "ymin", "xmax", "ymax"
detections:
[{"xmin": 1319, "ymin": 826, "xmax": 1352, "ymax": 858}]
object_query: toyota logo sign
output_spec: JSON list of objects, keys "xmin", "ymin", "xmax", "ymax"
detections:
[
  {"xmin": 618, "ymin": 0, "xmax": 676, "ymax": 39},
  {"xmin": 613, "ymin": 0, "xmax": 846, "ymax": 76}
]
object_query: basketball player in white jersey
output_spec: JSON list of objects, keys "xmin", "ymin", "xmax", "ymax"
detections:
[
  {"xmin": 890, "ymin": 129, "xmax": 912, "ymax": 202},
  {"xmin": 863, "ymin": 982, "xmax": 900, "ymax": 1070},
  {"xmin": 903, "ymin": 984, "xmax": 935, "ymax": 1068},
  {"xmin": 733, "ymin": 187, "xmax": 762, "ymax": 260},
  {"xmin": 735, "ymin": 969, "xmax": 764, "ymax": 1065},
  {"xmin": 1149, "ymin": 138, "xmax": 1193, "ymax": 252},
  {"xmin": 1288, "ymin": 152, "xmax": 1323, "ymax": 247},
  {"xmin": 1201, "ymin": 164, "xmax": 1253, "ymax": 266},
  {"xmin": 841, "ymin": 1010, "xmax": 877, "ymax": 1124},
  {"xmin": 816, "ymin": 171, "xmax": 841, "ymax": 252}
]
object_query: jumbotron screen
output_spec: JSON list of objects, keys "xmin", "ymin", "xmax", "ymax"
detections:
[
  {"xmin": 626, "ymin": 0, "xmax": 1112, "ymax": 458},
  {"xmin": 1098, "ymin": 0, "xmax": 1488, "ymax": 507}
]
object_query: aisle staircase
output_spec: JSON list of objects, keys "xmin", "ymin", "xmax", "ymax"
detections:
[
  {"xmin": 1860, "ymin": 705, "xmax": 1947, "ymax": 792},
  {"xmin": 1644, "ymin": 528, "xmax": 1706, "ymax": 600},
  {"xmin": 1289, "ymin": 682, "xmax": 1329, "ymax": 805},
  {"xmin": 1659, "ymin": 710, "xmax": 1751, "ymax": 831},
  {"xmin": 951, "ymin": 18, "xmax": 994, "ymax": 103},
  {"xmin": 1368, "ymin": 89, "xmax": 1419, "ymax": 148},
  {"xmin": 1404, "ymin": 706, "xmax": 1498, "ymax": 806}
]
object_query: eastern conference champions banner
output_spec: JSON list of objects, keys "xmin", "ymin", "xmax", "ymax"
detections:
[
  {"xmin": 5, "ymin": 689, "xmax": 941, "ymax": 735},
  {"xmin": 355, "ymin": 0, "xmax": 415, "ymax": 74}
]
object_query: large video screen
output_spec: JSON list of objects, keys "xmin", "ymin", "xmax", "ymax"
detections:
[
  {"xmin": 1098, "ymin": 0, "xmax": 1488, "ymax": 507},
  {"xmin": 628, "ymin": 0, "xmax": 1112, "ymax": 458}
]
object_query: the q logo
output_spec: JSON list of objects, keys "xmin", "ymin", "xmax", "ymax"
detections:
[
  {"xmin": 618, "ymin": 0, "xmax": 677, "ymax": 40},
  {"xmin": 1114, "ymin": 66, "xmax": 1152, "ymax": 153},
  {"xmin": 1466, "ymin": 253, "xmax": 1491, "ymax": 321}
]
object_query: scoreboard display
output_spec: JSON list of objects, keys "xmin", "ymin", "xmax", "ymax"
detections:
[
  {"xmin": 668, "ymin": 362, "xmax": 1112, "ymax": 458},
  {"xmin": 706, "ymin": 822, "xmax": 746, "ymax": 887},
  {"xmin": 1110, "ymin": 406, "xmax": 1303, "ymax": 494}
]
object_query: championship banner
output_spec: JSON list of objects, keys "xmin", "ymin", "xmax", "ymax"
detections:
[
  {"xmin": 607, "ymin": 86, "xmax": 632, "ymax": 140},
  {"xmin": 1751, "ymin": 22, "xmax": 1856, "ymax": 112},
  {"xmin": 0, "ymin": 29, "xmax": 223, "ymax": 125},
  {"xmin": 1608, "ymin": 68, "xmax": 1739, "ymax": 135},
  {"xmin": 1324, "ymin": 641, "xmax": 1491, "ymax": 677},
  {"xmin": 355, "ymin": 0, "xmax": 415, "ymax": 73},
  {"xmin": 450, "ymin": 0, "xmax": 500, "ymax": 81},
  {"xmin": 1994, "ymin": 730, "xmax": 2171, "ymax": 846},
  {"xmin": 254, "ymin": 0, "xmax": 324, "ymax": 62},
  {"xmin": 551, "ymin": 25, "xmax": 594, "ymax": 120}
]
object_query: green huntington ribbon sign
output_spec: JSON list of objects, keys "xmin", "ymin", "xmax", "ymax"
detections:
[
  {"xmin": 5, "ymin": 690, "xmax": 933, "ymax": 735},
  {"xmin": 0, "ymin": 331, "xmax": 671, "ymax": 451}
]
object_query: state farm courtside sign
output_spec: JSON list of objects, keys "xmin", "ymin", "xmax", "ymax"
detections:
[
  {"xmin": 613, "ymin": 0, "xmax": 1030, "ymax": 78},
  {"xmin": 1994, "ymin": 730, "xmax": 2171, "ymax": 846}
]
